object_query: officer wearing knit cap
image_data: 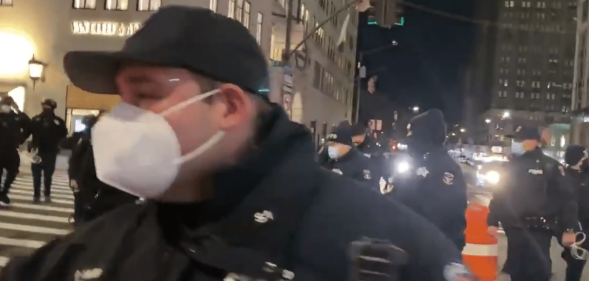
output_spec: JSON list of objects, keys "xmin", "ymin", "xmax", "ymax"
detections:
[
  {"xmin": 321, "ymin": 121, "xmax": 375, "ymax": 186},
  {"xmin": 562, "ymin": 144, "xmax": 589, "ymax": 281},
  {"xmin": 487, "ymin": 124, "xmax": 578, "ymax": 281}
]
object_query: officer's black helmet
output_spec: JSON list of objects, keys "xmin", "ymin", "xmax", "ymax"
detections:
[{"xmin": 81, "ymin": 114, "xmax": 99, "ymax": 127}]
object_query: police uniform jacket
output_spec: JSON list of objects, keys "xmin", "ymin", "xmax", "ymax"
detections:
[
  {"xmin": 487, "ymin": 148, "xmax": 578, "ymax": 231},
  {"xmin": 322, "ymin": 148, "xmax": 374, "ymax": 186},
  {"xmin": 566, "ymin": 167, "xmax": 589, "ymax": 221},
  {"xmin": 0, "ymin": 108, "xmax": 466, "ymax": 281},
  {"xmin": 389, "ymin": 147, "xmax": 467, "ymax": 250},
  {"xmin": 356, "ymin": 136, "xmax": 386, "ymax": 183},
  {"xmin": 30, "ymin": 113, "xmax": 68, "ymax": 155},
  {"xmin": 0, "ymin": 112, "xmax": 21, "ymax": 153}
]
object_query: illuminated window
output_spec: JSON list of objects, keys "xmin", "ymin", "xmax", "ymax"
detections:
[
  {"xmin": 256, "ymin": 13, "xmax": 263, "ymax": 43},
  {"xmin": 228, "ymin": 0, "xmax": 235, "ymax": 18},
  {"xmin": 209, "ymin": 0, "xmax": 217, "ymax": 12},
  {"xmin": 0, "ymin": 0, "xmax": 12, "ymax": 6},
  {"xmin": 137, "ymin": 0, "xmax": 160, "ymax": 11},
  {"xmin": 73, "ymin": 0, "xmax": 95, "ymax": 9},
  {"xmin": 236, "ymin": 0, "xmax": 243, "ymax": 23},
  {"xmin": 243, "ymin": 1, "xmax": 250, "ymax": 28},
  {"xmin": 106, "ymin": 0, "xmax": 128, "ymax": 10}
]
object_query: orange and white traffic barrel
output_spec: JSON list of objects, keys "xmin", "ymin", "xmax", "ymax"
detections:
[{"xmin": 462, "ymin": 202, "xmax": 498, "ymax": 281}]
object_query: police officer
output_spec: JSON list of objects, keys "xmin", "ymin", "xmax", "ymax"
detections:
[
  {"xmin": 320, "ymin": 122, "xmax": 374, "ymax": 186},
  {"xmin": 0, "ymin": 7, "xmax": 475, "ymax": 281},
  {"xmin": 561, "ymin": 145, "xmax": 589, "ymax": 281},
  {"xmin": 0, "ymin": 97, "xmax": 27, "ymax": 207},
  {"xmin": 487, "ymin": 125, "xmax": 578, "ymax": 281},
  {"xmin": 29, "ymin": 98, "xmax": 68, "ymax": 203},
  {"xmin": 388, "ymin": 109, "xmax": 467, "ymax": 251},
  {"xmin": 351, "ymin": 123, "xmax": 386, "ymax": 187}
]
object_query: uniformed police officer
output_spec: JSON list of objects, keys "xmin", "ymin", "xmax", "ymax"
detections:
[
  {"xmin": 388, "ymin": 109, "xmax": 467, "ymax": 251},
  {"xmin": 0, "ymin": 7, "xmax": 476, "ymax": 281},
  {"xmin": 0, "ymin": 97, "xmax": 27, "ymax": 207},
  {"xmin": 561, "ymin": 145, "xmax": 589, "ymax": 281},
  {"xmin": 29, "ymin": 99, "xmax": 68, "ymax": 203},
  {"xmin": 320, "ymin": 122, "xmax": 374, "ymax": 186},
  {"xmin": 487, "ymin": 125, "xmax": 578, "ymax": 281},
  {"xmin": 351, "ymin": 123, "xmax": 387, "ymax": 182}
]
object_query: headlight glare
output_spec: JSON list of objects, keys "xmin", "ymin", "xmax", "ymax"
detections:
[
  {"xmin": 397, "ymin": 161, "xmax": 410, "ymax": 173},
  {"xmin": 485, "ymin": 171, "xmax": 500, "ymax": 184}
]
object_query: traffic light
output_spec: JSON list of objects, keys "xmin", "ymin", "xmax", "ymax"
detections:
[{"xmin": 367, "ymin": 0, "xmax": 403, "ymax": 28}]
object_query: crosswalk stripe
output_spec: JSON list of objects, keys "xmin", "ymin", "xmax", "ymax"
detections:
[
  {"xmin": 9, "ymin": 189, "xmax": 73, "ymax": 200},
  {"xmin": 11, "ymin": 181, "xmax": 71, "ymax": 190},
  {"xmin": 0, "ymin": 256, "xmax": 8, "ymax": 267},
  {"xmin": 10, "ymin": 203, "xmax": 72, "ymax": 213},
  {"xmin": 9, "ymin": 186, "xmax": 73, "ymax": 195},
  {"xmin": 0, "ymin": 236, "xmax": 44, "ymax": 248},
  {"xmin": 7, "ymin": 194, "xmax": 73, "ymax": 205},
  {"xmin": 0, "ymin": 222, "xmax": 70, "ymax": 235},
  {"xmin": 0, "ymin": 210, "xmax": 68, "ymax": 223}
]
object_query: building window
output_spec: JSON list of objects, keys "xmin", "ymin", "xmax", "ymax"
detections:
[
  {"xmin": 243, "ymin": 1, "xmax": 251, "ymax": 28},
  {"xmin": 235, "ymin": 0, "xmax": 244, "ymax": 23},
  {"xmin": 137, "ymin": 0, "xmax": 160, "ymax": 11},
  {"xmin": 106, "ymin": 0, "xmax": 128, "ymax": 10},
  {"xmin": 256, "ymin": 13, "xmax": 263, "ymax": 43},
  {"xmin": 73, "ymin": 0, "xmax": 95, "ymax": 9},
  {"xmin": 209, "ymin": 0, "xmax": 217, "ymax": 12},
  {"xmin": 228, "ymin": 0, "xmax": 235, "ymax": 18},
  {"xmin": 0, "ymin": 0, "xmax": 12, "ymax": 6}
]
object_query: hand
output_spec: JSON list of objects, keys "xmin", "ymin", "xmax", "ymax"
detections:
[
  {"xmin": 70, "ymin": 180, "xmax": 78, "ymax": 189},
  {"xmin": 562, "ymin": 232, "xmax": 577, "ymax": 247},
  {"xmin": 487, "ymin": 226, "xmax": 499, "ymax": 236}
]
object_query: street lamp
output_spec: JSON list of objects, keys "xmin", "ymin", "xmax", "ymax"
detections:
[
  {"xmin": 412, "ymin": 106, "xmax": 419, "ymax": 113},
  {"xmin": 460, "ymin": 128, "xmax": 466, "ymax": 133},
  {"xmin": 485, "ymin": 118, "xmax": 491, "ymax": 124},
  {"xmin": 28, "ymin": 55, "xmax": 46, "ymax": 90},
  {"xmin": 502, "ymin": 111, "xmax": 510, "ymax": 119}
]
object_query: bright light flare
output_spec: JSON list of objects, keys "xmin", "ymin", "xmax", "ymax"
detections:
[
  {"xmin": 0, "ymin": 31, "xmax": 35, "ymax": 77},
  {"xmin": 397, "ymin": 161, "xmax": 410, "ymax": 173},
  {"xmin": 485, "ymin": 171, "xmax": 500, "ymax": 184}
]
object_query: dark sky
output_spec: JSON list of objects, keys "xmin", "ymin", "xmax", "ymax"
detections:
[{"xmin": 359, "ymin": 0, "xmax": 477, "ymax": 124}]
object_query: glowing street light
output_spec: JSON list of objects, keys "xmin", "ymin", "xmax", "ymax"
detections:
[
  {"xmin": 460, "ymin": 128, "xmax": 466, "ymax": 133},
  {"xmin": 502, "ymin": 111, "xmax": 510, "ymax": 119},
  {"xmin": 412, "ymin": 106, "xmax": 419, "ymax": 113},
  {"xmin": 485, "ymin": 118, "xmax": 491, "ymax": 124}
]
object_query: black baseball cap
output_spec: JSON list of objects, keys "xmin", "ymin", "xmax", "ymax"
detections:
[
  {"xmin": 64, "ymin": 6, "xmax": 268, "ymax": 96},
  {"xmin": 326, "ymin": 122, "xmax": 353, "ymax": 146},
  {"xmin": 506, "ymin": 125, "xmax": 541, "ymax": 141}
]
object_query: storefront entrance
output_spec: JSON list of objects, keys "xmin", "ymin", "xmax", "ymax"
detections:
[{"xmin": 65, "ymin": 85, "xmax": 120, "ymax": 133}]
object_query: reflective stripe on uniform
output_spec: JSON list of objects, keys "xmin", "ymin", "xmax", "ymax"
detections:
[{"xmin": 462, "ymin": 243, "xmax": 498, "ymax": 257}]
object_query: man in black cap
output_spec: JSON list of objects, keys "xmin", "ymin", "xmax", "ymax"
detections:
[
  {"xmin": 387, "ymin": 109, "xmax": 467, "ymax": 252},
  {"xmin": 350, "ymin": 122, "xmax": 386, "ymax": 187},
  {"xmin": 487, "ymin": 124, "xmax": 578, "ymax": 281},
  {"xmin": 0, "ymin": 96, "xmax": 30, "ymax": 207},
  {"xmin": 319, "ymin": 122, "xmax": 374, "ymax": 186},
  {"xmin": 0, "ymin": 6, "xmax": 474, "ymax": 281},
  {"xmin": 28, "ymin": 98, "xmax": 68, "ymax": 203},
  {"xmin": 560, "ymin": 145, "xmax": 589, "ymax": 281}
]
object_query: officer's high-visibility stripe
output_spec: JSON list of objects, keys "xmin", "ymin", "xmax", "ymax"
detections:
[{"xmin": 462, "ymin": 243, "xmax": 498, "ymax": 257}]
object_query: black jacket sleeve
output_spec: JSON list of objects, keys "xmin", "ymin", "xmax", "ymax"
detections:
[
  {"xmin": 16, "ymin": 112, "xmax": 32, "ymax": 144},
  {"xmin": 550, "ymin": 163, "xmax": 579, "ymax": 231}
]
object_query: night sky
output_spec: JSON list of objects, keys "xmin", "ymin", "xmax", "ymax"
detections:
[{"xmin": 359, "ymin": 0, "xmax": 477, "ymax": 124}]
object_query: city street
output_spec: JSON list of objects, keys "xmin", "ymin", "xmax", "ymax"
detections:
[
  {"xmin": 460, "ymin": 163, "xmax": 589, "ymax": 280},
  {"xmin": 0, "ymin": 170, "xmax": 72, "ymax": 268}
]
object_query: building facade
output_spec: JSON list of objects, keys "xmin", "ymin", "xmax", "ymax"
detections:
[
  {"xmin": 482, "ymin": 0, "xmax": 575, "ymax": 142},
  {"xmin": 571, "ymin": 0, "xmax": 589, "ymax": 145},
  {"xmin": 269, "ymin": 0, "xmax": 357, "ymax": 131},
  {"xmin": 0, "ymin": 0, "xmax": 273, "ymax": 132}
]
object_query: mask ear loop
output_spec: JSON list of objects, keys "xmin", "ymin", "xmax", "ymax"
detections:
[{"xmin": 160, "ymin": 89, "xmax": 220, "ymax": 117}]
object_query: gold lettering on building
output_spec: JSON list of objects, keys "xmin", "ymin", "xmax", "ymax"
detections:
[{"xmin": 71, "ymin": 21, "xmax": 141, "ymax": 36}]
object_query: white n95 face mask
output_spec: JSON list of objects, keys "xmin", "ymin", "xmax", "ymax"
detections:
[{"xmin": 91, "ymin": 89, "xmax": 225, "ymax": 198}]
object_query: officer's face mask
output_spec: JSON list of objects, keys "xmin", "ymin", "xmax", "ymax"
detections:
[
  {"xmin": 91, "ymin": 89, "xmax": 224, "ymax": 199},
  {"xmin": 327, "ymin": 146, "xmax": 340, "ymax": 159},
  {"xmin": 0, "ymin": 105, "xmax": 10, "ymax": 113},
  {"xmin": 511, "ymin": 141, "xmax": 525, "ymax": 156}
]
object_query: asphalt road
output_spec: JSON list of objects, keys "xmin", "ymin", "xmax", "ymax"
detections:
[{"xmin": 458, "ymin": 163, "xmax": 589, "ymax": 281}]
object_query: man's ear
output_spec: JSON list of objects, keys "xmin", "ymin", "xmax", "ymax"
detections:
[{"xmin": 215, "ymin": 84, "xmax": 254, "ymax": 129}]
